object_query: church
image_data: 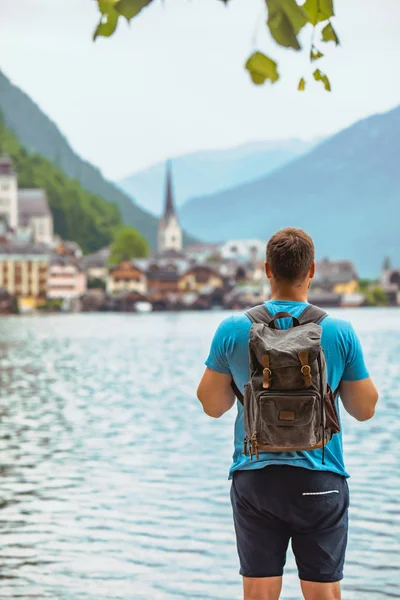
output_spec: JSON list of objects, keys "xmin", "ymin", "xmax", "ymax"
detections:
[
  {"xmin": 0, "ymin": 154, "xmax": 53, "ymax": 244},
  {"xmin": 157, "ymin": 162, "xmax": 182, "ymax": 255}
]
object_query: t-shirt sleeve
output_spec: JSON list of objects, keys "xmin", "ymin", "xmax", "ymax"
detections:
[
  {"xmin": 205, "ymin": 317, "xmax": 235, "ymax": 375},
  {"xmin": 342, "ymin": 323, "xmax": 370, "ymax": 381}
]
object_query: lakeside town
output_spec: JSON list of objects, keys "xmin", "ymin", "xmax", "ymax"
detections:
[{"xmin": 0, "ymin": 153, "xmax": 399, "ymax": 315}]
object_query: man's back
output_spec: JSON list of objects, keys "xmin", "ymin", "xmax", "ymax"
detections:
[{"xmin": 205, "ymin": 299, "xmax": 370, "ymax": 479}]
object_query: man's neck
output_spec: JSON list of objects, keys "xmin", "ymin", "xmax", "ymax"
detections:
[{"xmin": 270, "ymin": 287, "xmax": 308, "ymax": 303}]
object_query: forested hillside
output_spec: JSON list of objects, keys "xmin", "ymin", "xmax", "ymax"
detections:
[{"xmin": 0, "ymin": 117, "xmax": 121, "ymax": 254}]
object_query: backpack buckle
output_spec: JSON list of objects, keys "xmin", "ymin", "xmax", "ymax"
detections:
[
  {"xmin": 301, "ymin": 364, "xmax": 312, "ymax": 386},
  {"xmin": 263, "ymin": 367, "xmax": 271, "ymax": 389}
]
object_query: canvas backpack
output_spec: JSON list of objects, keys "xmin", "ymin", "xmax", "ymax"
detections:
[{"xmin": 232, "ymin": 304, "xmax": 341, "ymax": 464}]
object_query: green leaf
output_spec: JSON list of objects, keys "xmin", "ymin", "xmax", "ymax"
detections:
[
  {"xmin": 97, "ymin": 0, "xmax": 116, "ymax": 15},
  {"xmin": 303, "ymin": 0, "xmax": 334, "ymax": 25},
  {"xmin": 320, "ymin": 0, "xmax": 334, "ymax": 18},
  {"xmin": 93, "ymin": 8, "xmax": 119, "ymax": 40},
  {"xmin": 313, "ymin": 68, "xmax": 331, "ymax": 91},
  {"xmin": 280, "ymin": 0, "xmax": 309, "ymax": 34},
  {"xmin": 298, "ymin": 77, "xmax": 306, "ymax": 91},
  {"xmin": 245, "ymin": 51, "xmax": 279, "ymax": 85},
  {"xmin": 310, "ymin": 45, "xmax": 324, "ymax": 61},
  {"xmin": 114, "ymin": 0, "xmax": 154, "ymax": 21},
  {"xmin": 321, "ymin": 22, "xmax": 340, "ymax": 45},
  {"xmin": 266, "ymin": 0, "xmax": 308, "ymax": 51}
]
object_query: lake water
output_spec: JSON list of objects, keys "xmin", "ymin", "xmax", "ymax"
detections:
[{"xmin": 0, "ymin": 309, "xmax": 399, "ymax": 600}]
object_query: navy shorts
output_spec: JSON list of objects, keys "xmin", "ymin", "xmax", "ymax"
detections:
[{"xmin": 230, "ymin": 465, "xmax": 349, "ymax": 583}]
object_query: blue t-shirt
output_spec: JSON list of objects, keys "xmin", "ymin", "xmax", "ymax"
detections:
[{"xmin": 205, "ymin": 300, "xmax": 369, "ymax": 479}]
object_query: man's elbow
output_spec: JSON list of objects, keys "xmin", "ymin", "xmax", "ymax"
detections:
[
  {"xmin": 356, "ymin": 406, "xmax": 376, "ymax": 421},
  {"xmin": 197, "ymin": 390, "xmax": 225, "ymax": 419},
  {"xmin": 202, "ymin": 405, "xmax": 224, "ymax": 419},
  {"xmin": 356, "ymin": 391, "xmax": 379, "ymax": 421},
  {"xmin": 197, "ymin": 389, "xmax": 224, "ymax": 419}
]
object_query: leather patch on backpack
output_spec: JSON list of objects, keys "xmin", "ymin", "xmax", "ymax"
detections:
[{"xmin": 279, "ymin": 410, "xmax": 295, "ymax": 421}]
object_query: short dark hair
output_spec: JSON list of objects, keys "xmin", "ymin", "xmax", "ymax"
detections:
[{"xmin": 266, "ymin": 228, "xmax": 315, "ymax": 283}]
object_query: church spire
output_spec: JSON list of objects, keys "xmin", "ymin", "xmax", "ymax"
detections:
[
  {"xmin": 158, "ymin": 160, "xmax": 182, "ymax": 254},
  {"xmin": 163, "ymin": 161, "xmax": 177, "ymax": 219}
]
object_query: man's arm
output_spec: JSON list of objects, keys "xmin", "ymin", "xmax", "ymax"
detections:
[
  {"xmin": 339, "ymin": 322, "xmax": 378, "ymax": 421},
  {"xmin": 198, "ymin": 316, "xmax": 237, "ymax": 418},
  {"xmin": 339, "ymin": 377, "xmax": 378, "ymax": 421},
  {"xmin": 197, "ymin": 368, "xmax": 235, "ymax": 418}
]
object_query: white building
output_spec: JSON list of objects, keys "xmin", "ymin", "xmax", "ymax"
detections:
[
  {"xmin": 0, "ymin": 154, "xmax": 53, "ymax": 245},
  {"xmin": 158, "ymin": 163, "xmax": 182, "ymax": 254},
  {"xmin": 18, "ymin": 189, "xmax": 53, "ymax": 245},
  {"xmin": 218, "ymin": 239, "xmax": 266, "ymax": 262},
  {"xmin": 0, "ymin": 154, "xmax": 18, "ymax": 229}
]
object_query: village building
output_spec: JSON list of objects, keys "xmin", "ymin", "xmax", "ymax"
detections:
[
  {"xmin": 0, "ymin": 242, "xmax": 49, "ymax": 310},
  {"xmin": 0, "ymin": 154, "xmax": 18, "ymax": 229},
  {"xmin": 107, "ymin": 260, "xmax": 147, "ymax": 296},
  {"xmin": 184, "ymin": 243, "xmax": 221, "ymax": 264},
  {"xmin": 312, "ymin": 259, "xmax": 359, "ymax": 295},
  {"xmin": 218, "ymin": 239, "xmax": 265, "ymax": 262},
  {"xmin": 380, "ymin": 259, "xmax": 400, "ymax": 305},
  {"xmin": 47, "ymin": 256, "xmax": 86, "ymax": 300},
  {"xmin": 178, "ymin": 264, "xmax": 225, "ymax": 293},
  {"xmin": 146, "ymin": 262, "xmax": 184, "ymax": 297},
  {"xmin": 54, "ymin": 239, "xmax": 83, "ymax": 259},
  {"xmin": 158, "ymin": 163, "xmax": 182, "ymax": 255},
  {"xmin": 18, "ymin": 189, "xmax": 53, "ymax": 245},
  {"xmin": 82, "ymin": 247, "xmax": 110, "ymax": 286},
  {"xmin": 0, "ymin": 154, "xmax": 54, "ymax": 245}
]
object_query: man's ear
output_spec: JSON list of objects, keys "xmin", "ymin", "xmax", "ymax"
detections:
[
  {"xmin": 265, "ymin": 261, "xmax": 272, "ymax": 279},
  {"xmin": 309, "ymin": 261, "xmax": 316, "ymax": 279}
]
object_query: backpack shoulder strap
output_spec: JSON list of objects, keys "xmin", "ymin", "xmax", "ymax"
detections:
[
  {"xmin": 231, "ymin": 379, "xmax": 244, "ymax": 405},
  {"xmin": 298, "ymin": 303, "xmax": 328, "ymax": 325},
  {"xmin": 232, "ymin": 304, "xmax": 275, "ymax": 406},
  {"xmin": 245, "ymin": 304, "xmax": 277, "ymax": 327}
]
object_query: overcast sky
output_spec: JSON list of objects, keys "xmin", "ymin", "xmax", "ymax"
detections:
[{"xmin": 1, "ymin": 0, "xmax": 400, "ymax": 180}]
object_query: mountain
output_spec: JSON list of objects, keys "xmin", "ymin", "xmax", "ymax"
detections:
[
  {"xmin": 0, "ymin": 117, "xmax": 121, "ymax": 254},
  {"xmin": 0, "ymin": 70, "xmax": 195, "ymax": 248},
  {"xmin": 179, "ymin": 106, "xmax": 400, "ymax": 277},
  {"xmin": 118, "ymin": 140, "xmax": 314, "ymax": 216}
]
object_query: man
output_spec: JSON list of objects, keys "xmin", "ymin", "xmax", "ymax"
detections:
[{"xmin": 197, "ymin": 228, "xmax": 378, "ymax": 600}]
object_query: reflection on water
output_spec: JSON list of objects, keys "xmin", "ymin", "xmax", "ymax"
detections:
[{"xmin": 0, "ymin": 310, "xmax": 399, "ymax": 599}]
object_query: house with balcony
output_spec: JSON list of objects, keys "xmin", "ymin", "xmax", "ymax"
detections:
[
  {"xmin": 47, "ymin": 256, "xmax": 86, "ymax": 300},
  {"xmin": 107, "ymin": 260, "xmax": 147, "ymax": 296}
]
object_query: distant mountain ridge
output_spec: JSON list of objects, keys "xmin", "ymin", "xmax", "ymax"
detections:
[
  {"xmin": 118, "ymin": 139, "xmax": 314, "ymax": 216},
  {"xmin": 0, "ymin": 70, "xmax": 195, "ymax": 248},
  {"xmin": 179, "ymin": 105, "xmax": 400, "ymax": 277}
]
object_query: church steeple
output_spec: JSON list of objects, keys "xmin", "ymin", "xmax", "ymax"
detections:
[
  {"xmin": 163, "ymin": 161, "xmax": 177, "ymax": 220},
  {"xmin": 158, "ymin": 161, "xmax": 182, "ymax": 254}
]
